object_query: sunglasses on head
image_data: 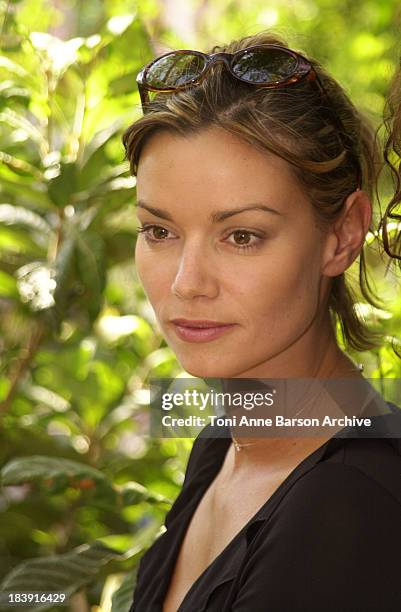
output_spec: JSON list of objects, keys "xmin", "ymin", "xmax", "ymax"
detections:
[
  {"xmin": 137, "ymin": 44, "xmax": 361, "ymax": 188},
  {"xmin": 137, "ymin": 44, "xmax": 314, "ymax": 104}
]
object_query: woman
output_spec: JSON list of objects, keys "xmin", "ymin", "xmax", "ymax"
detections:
[{"xmin": 123, "ymin": 32, "xmax": 401, "ymax": 611}]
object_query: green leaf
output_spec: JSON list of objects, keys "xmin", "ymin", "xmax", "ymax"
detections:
[
  {"xmin": 103, "ymin": 231, "xmax": 136, "ymax": 265},
  {"xmin": 0, "ymin": 269, "xmax": 18, "ymax": 298},
  {"xmin": 75, "ymin": 230, "xmax": 106, "ymax": 320},
  {"xmin": 52, "ymin": 235, "xmax": 76, "ymax": 325},
  {"xmin": 119, "ymin": 481, "xmax": 172, "ymax": 506},
  {"xmin": 108, "ymin": 71, "xmax": 138, "ymax": 97},
  {"xmin": 0, "ymin": 56, "xmax": 29, "ymax": 78},
  {"xmin": 54, "ymin": 235, "xmax": 75, "ymax": 286},
  {"xmin": 0, "ymin": 109, "xmax": 46, "ymax": 150},
  {"xmin": 0, "ymin": 226, "xmax": 45, "ymax": 257},
  {"xmin": 111, "ymin": 570, "xmax": 137, "ymax": 612},
  {"xmin": 74, "ymin": 161, "xmax": 130, "ymax": 196},
  {"xmin": 0, "ymin": 455, "xmax": 108, "ymax": 486},
  {"xmin": 47, "ymin": 162, "xmax": 78, "ymax": 208},
  {"xmin": 99, "ymin": 521, "xmax": 164, "ymax": 561},
  {"xmin": 81, "ymin": 119, "xmax": 126, "ymax": 169},
  {"xmin": 0, "ymin": 83, "xmax": 30, "ymax": 110},
  {"xmin": 0, "ymin": 541, "xmax": 121, "ymax": 612},
  {"xmin": 0, "ymin": 165, "xmax": 51, "ymax": 210},
  {"xmin": 0, "ymin": 151, "xmax": 42, "ymax": 179},
  {"xmin": 0, "ymin": 204, "xmax": 53, "ymax": 235}
]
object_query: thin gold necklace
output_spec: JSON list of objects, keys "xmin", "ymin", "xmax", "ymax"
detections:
[{"xmin": 231, "ymin": 362, "xmax": 364, "ymax": 451}]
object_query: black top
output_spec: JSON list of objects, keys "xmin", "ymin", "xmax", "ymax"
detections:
[{"xmin": 130, "ymin": 403, "xmax": 401, "ymax": 611}]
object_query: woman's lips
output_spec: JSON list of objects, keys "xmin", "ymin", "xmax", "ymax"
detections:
[{"xmin": 172, "ymin": 321, "xmax": 236, "ymax": 342}]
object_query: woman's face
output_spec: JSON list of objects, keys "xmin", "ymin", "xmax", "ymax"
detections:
[{"xmin": 135, "ymin": 127, "xmax": 333, "ymax": 378}]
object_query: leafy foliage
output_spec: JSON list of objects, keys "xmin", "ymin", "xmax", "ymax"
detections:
[{"xmin": 0, "ymin": 1, "xmax": 400, "ymax": 611}]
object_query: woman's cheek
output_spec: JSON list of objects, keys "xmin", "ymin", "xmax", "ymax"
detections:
[
  {"xmin": 135, "ymin": 246, "xmax": 173, "ymax": 315},
  {"xmin": 257, "ymin": 263, "xmax": 316, "ymax": 326}
]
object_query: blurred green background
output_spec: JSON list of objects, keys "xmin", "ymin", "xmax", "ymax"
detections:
[{"xmin": 0, "ymin": 1, "xmax": 400, "ymax": 611}]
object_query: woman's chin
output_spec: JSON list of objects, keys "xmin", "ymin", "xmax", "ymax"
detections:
[{"xmin": 178, "ymin": 358, "xmax": 242, "ymax": 379}]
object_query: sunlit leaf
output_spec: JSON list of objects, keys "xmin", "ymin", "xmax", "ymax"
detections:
[
  {"xmin": 110, "ymin": 570, "xmax": 137, "ymax": 612},
  {"xmin": 0, "ymin": 204, "xmax": 52, "ymax": 235},
  {"xmin": 1, "ymin": 455, "xmax": 108, "ymax": 486},
  {"xmin": 0, "ymin": 541, "xmax": 121, "ymax": 612}
]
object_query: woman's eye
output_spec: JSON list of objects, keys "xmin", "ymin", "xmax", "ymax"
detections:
[
  {"xmin": 136, "ymin": 224, "xmax": 174, "ymax": 242},
  {"xmin": 226, "ymin": 230, "xmax": 264, "ymax": 250}
]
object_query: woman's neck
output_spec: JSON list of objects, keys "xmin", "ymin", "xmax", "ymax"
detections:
[{"xmin": 220, "ymin": 344, "xmax": 365, "ymax": 468}]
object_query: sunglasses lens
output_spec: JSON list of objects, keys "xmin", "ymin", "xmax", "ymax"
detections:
[
  {"xmin": 145, "ymin": 52, "xmax": 207, "ymax": 89},
  {"xmin": 232, "ymin": 47, "xmax": 298, "ymax": 83}
]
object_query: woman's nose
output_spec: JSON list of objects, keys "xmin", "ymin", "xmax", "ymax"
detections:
[{"xmin": 171, "ymin": 244, "xmax": 219, "ymax": 300}]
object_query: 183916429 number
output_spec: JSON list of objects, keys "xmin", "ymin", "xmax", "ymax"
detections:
[{"xmin": 0, "ymin": 592, "xmax": 67, "ymax": 606}]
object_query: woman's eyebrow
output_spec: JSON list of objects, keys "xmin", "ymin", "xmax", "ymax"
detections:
[{"xmin": 136, "ymin": 201, "xmax": 283, "ymax": 221}]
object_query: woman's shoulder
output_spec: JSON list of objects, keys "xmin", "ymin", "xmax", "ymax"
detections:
[
  {"xmin": 183, "ymin": 418, "xmax": 401, "ymax": 498},
  {"xmin": 180, "ymin": 405, "xmax": 401, "ymax": 512},
  {"xmin": 286, "ymin": 435, "xmax": 401, "ymax": 514},
  {"xmin": 241, "ymin": 437, "xmax": 401, "ymax": 611},
  {"xmin": 319, "ymin": 399, "xmax": 401, "ymax": 505}
]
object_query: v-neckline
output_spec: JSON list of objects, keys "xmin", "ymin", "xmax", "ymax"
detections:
[{"xmin": 162, "ymin": 432, "xmax": 342, "ymax": 612}]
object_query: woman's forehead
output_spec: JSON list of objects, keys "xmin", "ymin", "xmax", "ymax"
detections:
[{"xmin": 136, "ymin": 127, "xmax": 309, "ymax": 214}]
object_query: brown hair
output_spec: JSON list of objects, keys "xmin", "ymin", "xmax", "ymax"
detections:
[
  {"xmin": 382, "ymin": 64, "xmax": 401, "ymax": 263},
  {"xmin": 123, "ymin": 31, "xmax": 387, "ymax": 353}
]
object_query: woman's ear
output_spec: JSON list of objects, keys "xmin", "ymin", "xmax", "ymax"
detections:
[{"xmin": 321, "ymin": 189, "xmax": 372, "ymax": 277}]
